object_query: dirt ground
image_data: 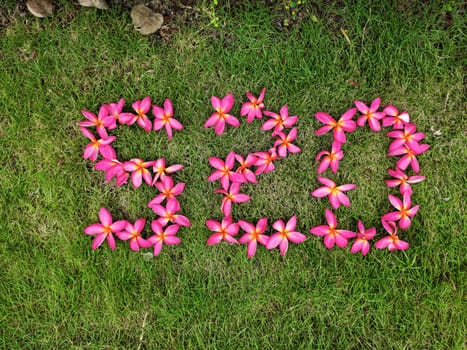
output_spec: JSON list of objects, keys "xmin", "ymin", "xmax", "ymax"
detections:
[{"xmin": 0, "ymin": 1, "xmax": 456, "ymax": 41}]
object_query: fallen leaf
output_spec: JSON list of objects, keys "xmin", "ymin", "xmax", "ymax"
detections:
[
  {"xmin": 141, "ymin": 252, "xmax": 154, "ymax": 261},
  {"xmin": 131, "ymin": 5, "xmax": 163, "ymax": 36},
  {"xmin": 340, "ymin": 28, "xmax": 352, "ymax": 45},
  {"xmin": 430, "ymin": 126, "xmax": 442, "ymax": 136},
  {"xmin": 29, "ymin": 49, "xmax": 37, "ymax": 61},
  {"xmin": 26, "ymin": 0, "xmax": 54, "ymax": 18},
  {"xmin": 159, "ymin": 25, "xmax": 179, "ymax": 42},
  {"xmin": 78, "ymin": 0, "xmax": 109, "ymax": 10}
]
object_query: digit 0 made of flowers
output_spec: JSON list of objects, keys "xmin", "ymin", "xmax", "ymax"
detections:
[
  {"xmin": 204, "ymin": 91, "xmax": 429, "ymax": 257},
  {"xmin": 79, "ymin": 97, "xmax": 191, "ymax": 256},
  {"xmin": 309, "ymin": 98, "xmax": 430, "ymax": 254}
]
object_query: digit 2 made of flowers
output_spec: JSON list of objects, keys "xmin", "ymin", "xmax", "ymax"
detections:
[{"xmin": 79, "ymin": 97, "xmax": 191, "ymax": 256}]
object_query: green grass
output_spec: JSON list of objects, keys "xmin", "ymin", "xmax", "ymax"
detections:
[{"xmin": 0, "ymin": 1, "xmax": 465, "ymax": 349}]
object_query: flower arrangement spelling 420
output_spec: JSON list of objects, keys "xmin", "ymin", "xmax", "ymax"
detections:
[{"xmin": 79, "ymin": 89, "xmax": 429, "ymax": 258}]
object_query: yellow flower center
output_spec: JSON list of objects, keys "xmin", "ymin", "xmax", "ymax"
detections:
[
  {"xmin": 249, "ymin": 229, "xmax": 260, "ymax": 240},
  {"xmin": 280, "ymin": 228, "xmax": 290, "ymax": 239},
  {"xmin": 162, "ymin": 114, "xmax": 170, "ymax": 123}
]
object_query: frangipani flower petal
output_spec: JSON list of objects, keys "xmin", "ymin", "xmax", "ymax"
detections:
[
  {"xmin": 92, "ymin": 233, "xmax": 109, "ymax": 250},
  {"xmin": 287, "ymin": 231, "xmax": 306, "ymax": 243},
  {"xmin": 84, "ymin": 223, "xmax": 105, "ymax": 235},
  {"xmin": 309, "ymin": 225, "xmax": 329, "ymax": 236},
  {"xmin": 246, "ymin": 240, "xmax": 258, "ymax": 258},
  {"xmin": 266, "ymin": 233, "xmax": 282, "ymax": 249}
]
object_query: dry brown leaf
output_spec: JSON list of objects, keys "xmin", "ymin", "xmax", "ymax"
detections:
[
  {"xmin": 26, "ymin": 0, "xmax": 54, "ymax": 18},
  {"xmin": 340, "ymin": 28, "xmax": 352, "ymax": 46},
  {"xmin": 159, "ymin": 25, "xmax": 179, "ymax": 42},
  {"xmin": 130, "ymin": 4, "xmax": 163, "ymax": 36},
  {"xmin": 78, "ymin": 0, "xmax": 109, "ymax": 10}
]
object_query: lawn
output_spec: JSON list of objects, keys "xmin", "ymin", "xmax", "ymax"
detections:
[{"xmin": 0, "ymin": 1, "xmax": 465, "ymax": 349}]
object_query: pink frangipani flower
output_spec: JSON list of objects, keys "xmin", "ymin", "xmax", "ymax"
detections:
[
  {"xmin": 206, "ymin": 216, "xmax": 239, "ymax": 245},
  {"xmin": 119, "ymin": 96, "xmax": 153, "ymax": 132},
  {"xmin": 266, "ymin": 215, "xmax": 306, "ymax": 256},
  {"xmin": 151, "ymin": 158, "xmax": 184, "ymax": 185},
  {"xmin": 382, "ymin": 192, "xmax": 419, "ymax": 230},
  {"xmin": 147, "ymin": 221, "xmax": 181, "ymax": 256},
  {"xmin": 354, "ymin": 97, "xmax": 385, "ymax": 131},
  {"xmin": 311, "ymin": 176, "xmax": 357, "ymax": 209},
  {"xmin": 240, "ymin": 88, "xmax": 266, "ymax": 123},
  {"xmin": 238, "ymin": 218, "xmax": 269, "ymax": 258},
  {"xmin": 204, "ymin": 93, "xmax": 239, "ymax": 135},
  {"xmin": 387, "ymin": 144, "xmax": 430, "ymax": 173},
  {"xmin": 375, "ymin": 220, "xmax": 409, "ymax": 251},
  {"xmin": 115, "ymin": 172, "xmax": 129, "ymax": 186},
  {"xmin": 315, "ymin": 141, "xmax": 344, "ymax": 174},
  {"xmin": 235, "ymin": 153, "xmax": 258, "ymax": 184},
  {"xmin": 254, "ymin": 147, "xmax": 278, "ymax": 175},
  {"xmin": 350, "ymin": 220, "xmax": 376, "ymax": 256},
  {"xmin": 207, "ymin": 151, "xmax": 245, "ymax": 191},
  {"xmin": 387, "ymin": 123, "xmax": 426, "ymax": 152},
  {"xmin": 262, "ymin": 105, "xmax": 298, "ymax": 136},
  {"xmin": 78, "ymin": 105, "xmax": 115, "ymax": 136},
  {"xmin": 314, "ymin": 108, "xmax": 357, "ymax": 143},
  {"xmin": 80, "ymin": 127, "xmax": 116, "ymax": 162},
  {"xmin": 153, "ymin": 98, "xmax": 183, "ymax": 140},
  {"xmin": 123, "ymin": 158, "xmax": 156, "ymax": 188},
  {"xmin": 94, "ymin": 158, "xmax": 129, "ymax": 186},
  {"xmin": 84, "ymin": 207, "xmax": 128, "ymax": 250},
  {"xmin": 107, "ymin": 98, "xmax": 133, "ymax": 127},
  {"xmin": 382, "ymin": 105, "xmax": 410, "ymax": 129},
  {"xmin": 309, "ymin": 209, "xmax": 356, "ymax": 249},
  {"xmin": 274, "ymin": 127, "xmax": 301, "ymax": 158},
  {"xmin": 148, "ymin": 176, "xmax": 185, "ymax": 208},
  {"xmin": 132, "ymin": 96, "xmax": 153, "ymax": 131},
  {"xmin": 116, "ymin": 218, "xmax": 151, "ymax": 252},
  {"xmin": 385, "ymin": 168, "xmax": 425, "ymax": 195},
  {"xmin": 214, "ymin": 182, "xmax": 251, "ymax": 217},
  {"xmin": 151, "ymin": 198, "xmax": 191, "ymax": 227}
]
